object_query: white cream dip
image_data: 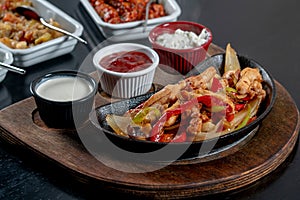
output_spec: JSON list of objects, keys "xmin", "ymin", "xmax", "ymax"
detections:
[
  {"xmin": 155, "ymin": 28, "xmax": 210, "ymax": 49},
  {"xmin": 36, "ymin": 76, "xmax": 93, "ymax": 102}
]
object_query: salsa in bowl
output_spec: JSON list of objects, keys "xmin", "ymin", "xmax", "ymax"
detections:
[{"xmin": 93, "ymin": 43, "xmax": 159, "ymax": 99}]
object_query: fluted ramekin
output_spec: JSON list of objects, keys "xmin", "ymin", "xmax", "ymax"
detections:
[
  {"xmin": 149, "ymin": 21, "xmax": 213, "ymax": 75},
  {"xmin": 93, "ymin": 43, "xmax": 159, "ymax": 99}
]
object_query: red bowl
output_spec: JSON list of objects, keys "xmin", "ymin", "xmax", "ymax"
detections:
[{"xmin": 148, "ymin": 21, "xmax": 213, "ymax": 74}]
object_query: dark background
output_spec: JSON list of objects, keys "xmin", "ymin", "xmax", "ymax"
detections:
[{"xmin": 0, "ymin": 0, "xmax": 299, "ymax": 199}]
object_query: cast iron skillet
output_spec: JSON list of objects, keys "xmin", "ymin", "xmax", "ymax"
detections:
[{"xmin": 90, "ymin": 53, "xmax": 276, "ymax": 161}]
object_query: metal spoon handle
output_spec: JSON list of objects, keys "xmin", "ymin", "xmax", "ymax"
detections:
[
  {"xmin": 0, "ymin": 62, "xmax": 26, "ymax": 75},
  {"xmin": 40, "ymin": 18, "xmax": 87, "ymax": 44},
  {"xmin": 143, "ymin": 0, "xmax": 153, "ymax": 33}
]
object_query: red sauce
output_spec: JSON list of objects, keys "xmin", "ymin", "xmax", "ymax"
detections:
[{"xmin": 100, "ymin": 50, "xmax": 152, "ymax": 73}]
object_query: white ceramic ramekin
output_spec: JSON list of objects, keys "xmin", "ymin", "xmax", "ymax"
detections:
[{"xmin": 93, "ymin": 43, "xmax": 159, "ymax": 99}]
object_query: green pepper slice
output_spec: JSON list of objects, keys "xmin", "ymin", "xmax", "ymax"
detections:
[
  {"xmin": 132, "ymin": 107, "xmax": 161, "ymax": 124},
  {"xmin": 236, "ymin": 104, "xmax": 251, "ymax": 130}
]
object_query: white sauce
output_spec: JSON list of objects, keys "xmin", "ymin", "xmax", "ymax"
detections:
[
  {"xmin": 155, "ymin": 28, "xmax": 210, "ymax": 49},
  {"xmin": 36, "ymin": 76, "xmax": 93, "ymax": 102}
]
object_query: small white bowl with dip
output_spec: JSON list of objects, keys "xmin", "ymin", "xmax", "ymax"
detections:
[
  {"xmin": 30, "ymin": 71, "xmax": 98, "ymax": 128},
  {"xmin": 93, "ymin": 43, "xmax": 159, "ymax": 99}
]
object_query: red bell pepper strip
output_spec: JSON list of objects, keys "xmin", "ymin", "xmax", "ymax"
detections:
[
  {"xmin": 171, "ymin": 132, "xmax": 187, "ymax": 143},
  {"xmin": 226, "ymin": 113, "xmax": 234, "ymax": 122},
  {"xmin": 150, "ymin": 106, "xmax": 188, "ymax": 142},
  {"xmin": 241, "ymin": 95, "xmax": 251, "ymax": 101},
  {"xmin": 247, "ymin": 116, "xmax": 257, "ymax": 124},
  {"xmin": 196, "ymin": 95, "xmax": 227, "ymax": 107},
  {"xmin": 211, "ymin": 77, "xmax": 223, "ymax": 92},
  {"xmin": 150, "ymin": 98, "xmax": 199, "ymax": 142},
  {"xmin": 150, "ymin": 95, "xmax": 229, "ymax": 142},
  {"xmin": 235, "ymin": 103, "xmax": 245, "ymax": 111}
]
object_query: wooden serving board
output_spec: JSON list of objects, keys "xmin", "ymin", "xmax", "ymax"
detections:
[{"xmin": 0, "ymin": 44, "xmax": 299, "ymax": 199}]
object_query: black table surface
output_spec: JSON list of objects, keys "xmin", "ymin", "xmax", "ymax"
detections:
[{"xmin": 0, "ymin": 0, "xmax": 299, "ymax": 199}]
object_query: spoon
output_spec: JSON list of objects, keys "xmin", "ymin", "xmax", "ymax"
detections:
[
  {"xmin": 15, "ymin": 6, "xmax": 88, "ymax": 45},
  {"xmin": 0, "ymin": 62, "xmax": 26, "ymax": 75},
  {"xmin": 143, "ymin": 0, "xmax": 154, "ymax": 33}
]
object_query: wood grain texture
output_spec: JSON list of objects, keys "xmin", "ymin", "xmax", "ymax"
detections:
[{"xmin": 0, "ymin": 44, "xmax": 299, "ymax": 199}]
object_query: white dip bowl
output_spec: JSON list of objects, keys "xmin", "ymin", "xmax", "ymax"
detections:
[{"xmin": 93, "ymin": 43, "xmax": 159, "ymax": 99}]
